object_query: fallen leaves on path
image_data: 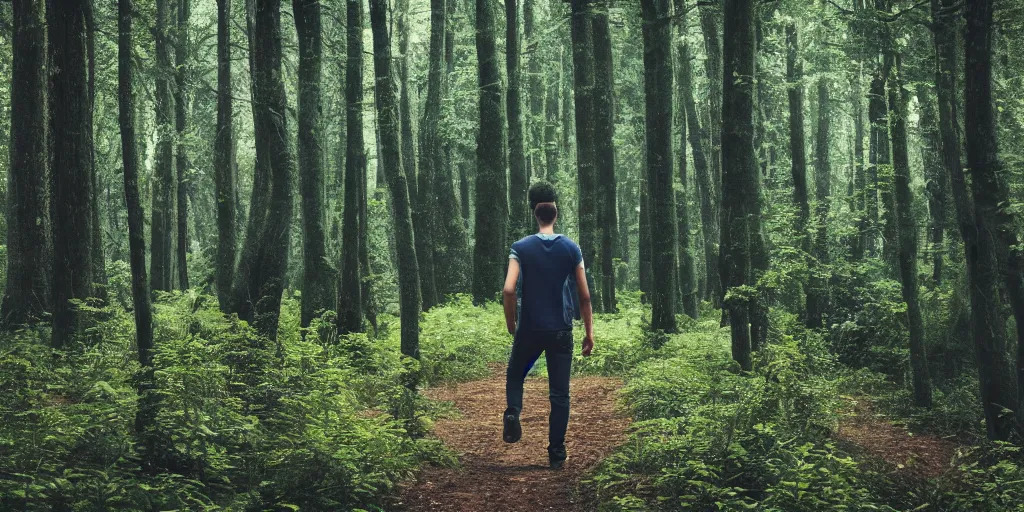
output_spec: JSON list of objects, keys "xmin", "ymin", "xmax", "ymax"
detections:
[
  {"xmin": 835, "ymin": 397, "xmax": 960, "ymax": 481},
  {"xmin": 396, "ymin": 371, "xmax": 630, "ymax": 511}
]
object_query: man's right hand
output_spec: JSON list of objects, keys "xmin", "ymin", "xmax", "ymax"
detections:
[{"xmin": 582, "ymin": 335, "xmax": 594, "ymax": 357}]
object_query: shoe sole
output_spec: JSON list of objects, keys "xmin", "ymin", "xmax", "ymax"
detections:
[
  {"xmin": 503, "ymin": 415, "xmax": 521, "ymax": 443},
  {"xmin": 549, "ymin": 458, "xmax": 566, "ymax": 470}
]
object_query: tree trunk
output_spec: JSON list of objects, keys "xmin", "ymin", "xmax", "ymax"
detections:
[
  {"xmin": 721, "ymin": 0, "xmax": 762, "ymax": 370},
  {"xmin": 673, "ymin": 0, "xmax": 697, "ymax": 319},
  {"xmin": 86, "ymin": 0, "xmax": 106, "ymax": 293},
  {"xmin": 964, "ymin": 0, "xmax": 1024, "ymax": 437},
  {"xmin": 641, "ymin": 0, "xmax": 678, "ymax": 333},
  {"xmin": 1, "ymin": 0, "xmax": 50, "ymax": 328},
  {"xmin": 233, "ymin": 0, "xmax": 295, "ymax": 341},
  {"xmin": 543, "ymin": 48, "xmax": 561, "ymax": 179},
  {"xmin": 426, "ymin": 0, "xmax": 471, "ymax": 299},
  {"xmin": 889, "ymin": 55, "xmax": 932, "ymax": 408},
  {"xmin": 338, "ymin": 0, "xmax": 366, "ymax": 334},
  {"xmin": 785, "ymin": 24, "xmax": 812, "ymax": 322},
  {"xmin": 472, "ymin": 0, "xmax": 510, "ymax": 304},
  {"xmin": 570, "ymin": 0, "xmax": 600, "ymax": 310},
  {"xmin": 678, "ymin": 19, "xmax": 720, "ymax": 307},
  {"xmin": 917, "ymin": 83, "xmax": 946, "ymax": 285},
  {"xmin": 214, "ymin": 0, "xmax": 236, "ymax": 312},
  {"xmin": 151, "ymin": 0, "xmax": 175, "ymax": 293},
  {"xmin": 851, "ymin": 61, "xmax": 866, "ymax": 261},
  {"xmin": 49, "ymin": 0, "xmax": 95, "ymax": 348},
  {"xmin": 807, "ymin": 77, "xmax": 831, "ymax": 328},
  {"xmin": 525, "ymin": 0, "xmax": 544, "ymax": 181},
  {"xmin": 593, "ymin": 0, "xmax": 617, "ymax": 312},
  {"xmin": 118, "ymin": 0, "xmax": 157, "ymax": 456},
  {"xmin": 174, "ymin": 0, "xmax": 191, "ymax": 290},
  {"xmin": 368, "ymin": 0, "xmax": 423, "ymax": 382},
  {"xmin": 294, "ymin": 0, "xmax": 334, "ymax": 328},
  {"xmin": 699, "ymin": 4, "xmax": 722, "ymax": 189},
  {"xmin": 507, "ymin": 0, "xmax": 529, "ymax": 240}
]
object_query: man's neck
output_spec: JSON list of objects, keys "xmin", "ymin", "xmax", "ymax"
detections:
[{"xmin": 538, "ymin": 225, "xmax": 555, "ymax": 235}]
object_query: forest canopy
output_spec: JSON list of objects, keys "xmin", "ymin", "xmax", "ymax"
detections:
[{"xmin": 1, "ymin": 0, "xmax": 1024, "ymax": 509}]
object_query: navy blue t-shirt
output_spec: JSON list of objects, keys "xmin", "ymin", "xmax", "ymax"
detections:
[{"xmin": 509, "ymin": 234, "xmax": 584, "ymax": 332}]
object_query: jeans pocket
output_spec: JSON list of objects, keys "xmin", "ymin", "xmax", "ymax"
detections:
[{"xmin": 552, "ymin": 330, "xmax": 574, "ymax": 354}]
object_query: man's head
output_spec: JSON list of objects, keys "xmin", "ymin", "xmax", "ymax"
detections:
[{"xmin": 529, "ymin": 181, "xmax": 559, "ymax": 226}]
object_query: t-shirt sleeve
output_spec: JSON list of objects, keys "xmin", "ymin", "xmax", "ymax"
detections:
[
  {"xmin": 509, "ymin": 245, "xmax": 520, "ymax": 262},
  {"xmin": 571, "ymin": 242, "xmax": 584, "ymax": 268}
]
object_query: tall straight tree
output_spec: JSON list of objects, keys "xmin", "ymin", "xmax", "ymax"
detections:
[
  {"xmin": 785, "ymin": 24, "xmax": 812, "ymax": 322},
  {"xmin": 507, "ymin": 0, "xmax": 529, "ymax": 240},
  {"xmin": 151, "ymin": 0, "xmax": 174, "ymax": 292},
  {"xmin": 570, "ymin": 0, "xmax": 600, "ymax": 308},
  {"xmin": 676, "ymin": 2, "xmax": 720, "ymax": 307},
  {"xmin": 294, "ymin": 0, "xmax": 335, "ymax": 328},
  {"xmin": 214, "ymin": 0, "xmax": 236, "ymax": 311},
  {"xmin": 338, "ymin": 0, "xmax": 365, "ymax": 334},
  {"xmin": 888, "ymin": 56, "xmax": 932, "ymax": 408},
  {"xmin": 85, "ymin": 1, "xmax": 105, "ymax": 293},
  {"xmin": 721, "ymin": 0, "xmax": 762, "ymax": 370},
  {"xmin": 368, "ymin": 0, "xmax": 423, "ymax": 377},
  {"xmin": 174, "ymin": 0, "xmax": 190, "ymax": 289},
  {"xmin": 1, "ymin": 0, "xmax": 49, "ymax": 327},
  {"xmin": 117, "ymin": 0, "xmax": 153, "ymax": 383},
  {"xmin": 49, "ymin": 0, "xmax": 95, "ymax": 348},
  {"xmin": 699, "ymin": 3, "xmax": 722, "ymax": 186},
  {"xmin": 930, "ymin": 0, "xmax": 1012, "ymax": 440},
  {"xmin": 524, "ymin": 0, "xmax": 544, "ymax": 180},
  {"xmin": 964, "ymin": 0, "xmax": 1024, "ymax": 434},
  {"xmin": 917, "ymin": 84, "xmax": 946, "ymax": 285},
  {"xmin": 672, "ymin": 0, "xmax": 697, "ymax": 319},
  {"xmin": 640, "ymin": 0, "xmax": 677, "ymax": 332},
  {"xmin": 231, "ymin": 0, "xmax": 296, "ymax": 339},
  {"xmin": 807, "ymin": 76, "xmax": 831, "ymax": 328},
  {"xmin": 593, "ymin": 0, "xmax": 617, "ymax": 312},
  {"xmin": 472, "ymin": 0, "xmax": 510, "ymax": 304}
]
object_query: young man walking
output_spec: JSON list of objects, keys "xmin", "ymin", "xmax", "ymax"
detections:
[{"xmin": 502, "ymin": 181, "xmax": 595, "ymax": 469}]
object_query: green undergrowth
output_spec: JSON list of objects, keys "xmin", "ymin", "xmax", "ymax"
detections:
[{"xmin": 0, "ymin": 293, "xmax": 515, "ymax": 511}]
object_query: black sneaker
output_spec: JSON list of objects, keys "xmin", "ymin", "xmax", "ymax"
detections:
[
  {"xmin": 548, "ymin": 444, "xmax": 567, "ymax": 469},
  {"xmin": 503, "ymin": 408, "xmax": 522, "ymax": 443}
]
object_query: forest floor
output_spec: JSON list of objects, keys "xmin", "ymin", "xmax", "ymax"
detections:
[
  {"xmin": 395, "ymin": 365, "xmax": 630, "ymax": 511},
  {"xmin": 835, "ymin": 396, "xmax": 960, "ymax": 481}
]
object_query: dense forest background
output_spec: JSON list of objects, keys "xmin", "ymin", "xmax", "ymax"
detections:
[{"xmin": 2, "ymin": 0, "xmax": 1024, "ymax": 509}]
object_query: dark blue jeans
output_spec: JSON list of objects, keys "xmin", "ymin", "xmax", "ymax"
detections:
[{"xmin": 505, "ymin": 329, "xmax": 573, "ymax": 450}]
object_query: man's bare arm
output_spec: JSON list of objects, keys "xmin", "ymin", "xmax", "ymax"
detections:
[
  {"xmin": 503, "ymin": 259, "xmax": 521, "ymax": 335},
  {"xmin": 575, "ymin": 263, "xmax": 594, "ymax": 356}
]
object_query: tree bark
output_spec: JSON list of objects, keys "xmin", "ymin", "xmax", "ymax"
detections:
[
  {"xmin": 721, "ymin": 0, "xmax": 763, "ymax": 370},
  {"xmin": 570, "ymin": 0, "xmax": 600, "ymax": 310},
  {"xmin": 214, "ymin": 0, "xmax": 236, "ymax": 312},
  {"xmin": 368, "ymin": 0, "xmax": 423, "ymax": 381},
  {"xmin": 673, "ymin": 0, "xmax": 697, "ymax": 319},
  {"xmin": 916, "ymin": 83, "xmax": 946, "ymax": 285},
  {"xmin": 86, "ymin": 0, "xmax": 105, "ymax": 293},
  {"xmin": 174, "ymin": 0, "xmax": 191, "ymax": 290},
  {"xmin": 965, "ymin": 0, "xmax": 1024, "ymax": 437},
  {"xmin": 507, "ymin": 0, "xmax": 530, "ymax": 240},
  {"xmin": 524, "ymin": 0, "xmax": 544, "ymax": 181},
  {"xmin": 785, "ymin": 24, "xmax": 812, "ymax": 322},
  {"xmin": 151, "ymin": 0, "xmax": 175, "ymax": 293},
  {"xmin": 641, "ymin": 0, "xmax": 678, "ymax": 333},
  {"xmin": 808, "ymin": 77, "xmax": 831, "ymax": 328},
  {"xmin": 593, "ymin": 0, "xmax": 617, "ymax": 312},
  {"xmin": 472, "ymin": 0, "xmax": 510, "ymax": 304},
  {"xmin": 338, "ymin": 0, "xmax": 366, "ymax": 334},
  {"xmin": 889, "ymin": 56, "xmax": 932, "ymax": 407},
  {"xmin": 49, "ymin": 0, "xmax": 95, "ymax": 348},
  {"xmin": 851, "ymin": 61, "xmax": 866, "ymax": 261},
  {"xmin": 699, "ymin": 4, "xmax": 722, "ymax": 188},
  {"xmin": 2, "ymin": 0, "xmax": 50, "ymax": 328},
  {"xmin": 294, "ymin": 0, "xmax": 335, "ymax": 327}
]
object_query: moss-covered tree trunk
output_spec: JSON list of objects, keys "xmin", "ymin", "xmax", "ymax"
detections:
[
  {"xmin": 785, "ymin": 24, "xmax": 812, "ymax": 322},
  {"xmin": 294, "ymin": 0, "xmax": 335, "ymax": 328},
  {"xmin": 1, "ymin": 0, "xmax": 50, "ymax": 328},
  {"xmin": 964, "ymin": 0, "xmax": 1024, "ymax": 437},
  {"xmin": 174, "ymin": 0, "xmax": 191, "ymax": 290},
  {"xmin": 850, "ymin": 61, "xmax": 866, "ymax": 262},
  {"xmin": 368, "ymin": 0, "xmax": 423, "ymax": 380},
  {"xmin": 641, "ymin": 0, "xmax": 677, "ymax": 333},
  {"xmin": 916, "ymin": 84, "xmax": 946, "ymax": 285},
  {"xmin": 593, "ymin": 0, "xmax": 617, "ymax": 312},
  {"xmin": 889, "ymin": 56, "xmax": 932, "ymax": 408},
  {"xmin": 214, "ymin": 0, "xmax": 236, "ymax": 312},
  {"xmin": 49, "ymin": 0, "xmax": 95, "ymax": 348},
  {"xmin": 507, "ymin": 0, "xmax": 530, "ymax": 240},
  {"xmin": 524, "ymin": 0, "xmax": 544, "ymax": 181},
  {"xmin": 808, "ymin": 77, "xmax": 831, "ymax": 328},
  {"xmin": 338, "ymin": 0, "xmax": 366, "ymax": 334},
  {"xmin": 472, "ymin": 0, "xmax": 510, "ymax": 305},
  {"xmin": 672, "ymin": 0, "xmax": 697, "ymax": 319},
  {"xmin": 570, "ymin": 0, "xmax": 600, "ymax": 310},
  {"xmin": 721, "ymin": 0, "xmax": 763, "ymax": 370},
  {"xmin": 151, "ymin": 0, "xmax": 175, "ymax": 293}
]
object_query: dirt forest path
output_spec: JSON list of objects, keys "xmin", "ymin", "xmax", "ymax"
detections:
[{"xmin": 396, "ymin": 369, "xmax": 630, "ymax": 511}]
